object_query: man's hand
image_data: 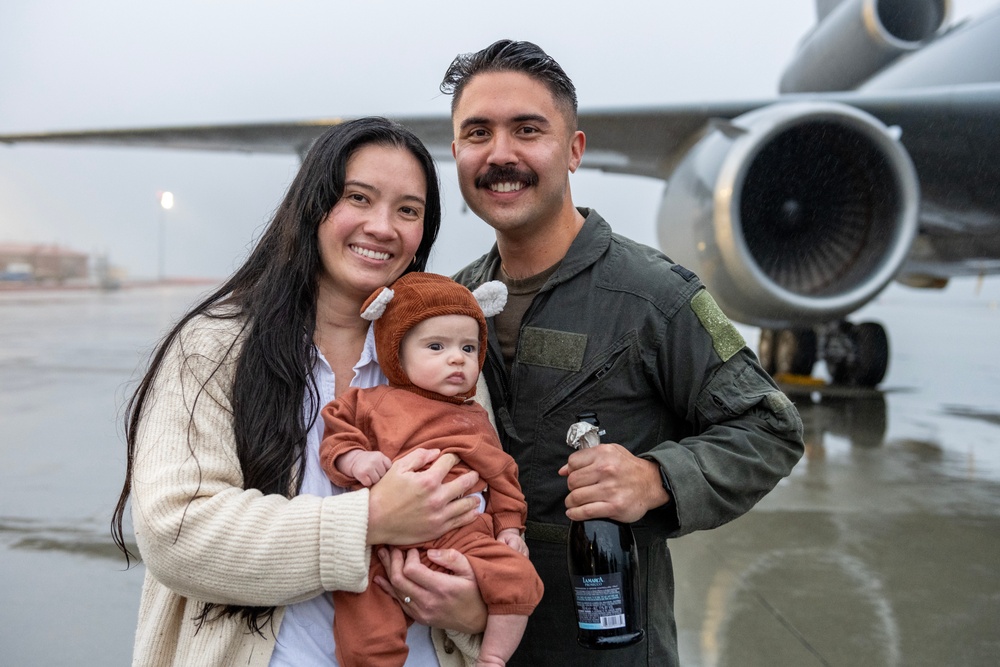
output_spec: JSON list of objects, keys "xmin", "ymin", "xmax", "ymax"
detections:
[
  {"xmin": 374, "ymin": 547, "xmax": 488, "ymax": 634},
  {"xmin": 558, "ymin": 443, "xmax": 670, "ymax": 523}
]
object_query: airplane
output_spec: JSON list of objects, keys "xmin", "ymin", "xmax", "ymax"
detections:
[{"xmin": 2, "ymin": 0, "xmax": 999, "ymax": 388}]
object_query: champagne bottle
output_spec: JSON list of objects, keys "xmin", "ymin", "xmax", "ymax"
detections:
[{"xmin": 566, "ymin": 411, "xmax": 645, "ymax": 649}]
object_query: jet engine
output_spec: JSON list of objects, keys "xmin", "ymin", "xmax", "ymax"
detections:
[
  {"xmin": 657, "ymin": 101, "xmax": 919, "ymax": 331},
  {"xmin": 780, "ymin": 0, "xmax": 950, "ymax": 93}
]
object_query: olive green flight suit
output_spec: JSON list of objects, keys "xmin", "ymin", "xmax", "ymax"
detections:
[{"xmin": 455, "ymin": 209, "xmax": 804, "ymax": 666}]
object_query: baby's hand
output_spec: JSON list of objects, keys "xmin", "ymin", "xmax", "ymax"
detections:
[
  {"xmin": 497, "ymin": 528, "xmax": 529, "ymax": 556},
  {"xmin": 337, "ymin": 450, "xmax": 392, "ymax": 487}
]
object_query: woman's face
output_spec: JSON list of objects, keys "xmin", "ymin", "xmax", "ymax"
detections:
[{"xmin": 317, "ymin": 144, "xmax": 427, "ymax": 304}]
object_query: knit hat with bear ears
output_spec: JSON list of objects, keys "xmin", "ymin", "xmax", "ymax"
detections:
[{"xmin": 360, "ymin": 272, "xmax": 507, "ymax": 402}]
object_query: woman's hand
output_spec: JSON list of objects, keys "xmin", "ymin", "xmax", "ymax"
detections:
[
  {"xmin": 367, "ymin": 448, "xmax": 481, "ymax": 546},
  {"xmin": 374, "ymin": 547, "xmax": 488, "ymax": 634}
]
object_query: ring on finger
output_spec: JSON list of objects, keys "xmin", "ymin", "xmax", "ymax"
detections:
[{"xmin": 403, "ymin": 596, "xmax": 412, "ymax": 604}]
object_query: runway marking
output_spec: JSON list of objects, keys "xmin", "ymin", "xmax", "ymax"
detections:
[{"xmin": 702, "ymin": 547, "xmax": 901, "ymax": 666}]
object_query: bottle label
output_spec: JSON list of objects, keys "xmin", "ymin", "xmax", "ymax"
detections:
[{"xmin": 571, "ymin": 573, "xmax": 627, "ymax": 630}]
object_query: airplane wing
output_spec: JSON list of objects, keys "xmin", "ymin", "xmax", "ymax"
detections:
[
  {"xmin": 0, "ymin": 119, "xmax": 354, "ymax": 159},
  {"xmin": 0, "ymin": 103, "xmax": 762, "ymax": 176},
  {"xmin": 573, "ymin": 102, "xmax": 762, "ymax": 178},
  {"xmin": 0, "ymin": 115, "xmax": 467, "ymax": 165},
  {"xmin": 6, "ymin": 85, "xmax": 996, "ymax": 184}
]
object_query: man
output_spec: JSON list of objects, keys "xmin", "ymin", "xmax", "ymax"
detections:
[{"xmin": 442, "ymin": 40, "xmax": 805, "ymax": 666}]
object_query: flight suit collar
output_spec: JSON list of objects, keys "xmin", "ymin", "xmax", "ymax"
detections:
[
  {"xmin": 542, "ymin": 207, "xmax": 612, "ymax": 292},
  {"xmin": 462, "ymin": 207, "xmax": 612, "ymax": 290}
]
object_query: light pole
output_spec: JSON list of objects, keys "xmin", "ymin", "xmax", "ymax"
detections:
[{"xmin": 158, "ymin": 191, "xmax": 174, "ymax": 282}]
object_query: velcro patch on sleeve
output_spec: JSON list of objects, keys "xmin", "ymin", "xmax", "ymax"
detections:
[
  {"xmin": 765, "ymin": 390, "xmax": 794, "ymax": 412},
  {"xmin": 690, "ymin": 290, "xmax": 745, "ymax": 362},
  {"xmin": 517, "ymin": 327, "xmax": 588, "ymax": 371}
]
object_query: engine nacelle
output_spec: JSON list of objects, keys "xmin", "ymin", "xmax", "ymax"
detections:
[
  {"xmin": 780, "ymin": 0, "xmax": 950, "ymax": 93},
  {"xmin": 657, "ymin": 101, "xmax": 919, "ymax": 329}
]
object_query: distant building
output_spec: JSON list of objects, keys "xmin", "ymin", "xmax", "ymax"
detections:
[{"xmin": 0, "ymin": 243, "xmax": 89, "ymax": 283}]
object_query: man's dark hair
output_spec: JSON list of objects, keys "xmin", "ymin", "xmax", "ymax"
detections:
[{"xmin": 440, "ymin": 39, "xmax": 578, "ymax": 124}]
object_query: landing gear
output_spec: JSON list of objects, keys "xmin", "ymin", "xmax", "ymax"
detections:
[
  {"xmin": 758, "ymin": 328, "xmax": 817, "ymax": 377},
  {"xmin": 758, "ymin": 320, "xmax": 889, "ymax": 388}
]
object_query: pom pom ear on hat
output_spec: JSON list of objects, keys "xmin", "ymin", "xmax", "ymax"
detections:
[
  {"xmin": 473, "ymin": 281, "xmax": 507, "ymax": 318},
  {"xmin": 360, "ymin": 287, "xmax": 394, "ymax": 321}
]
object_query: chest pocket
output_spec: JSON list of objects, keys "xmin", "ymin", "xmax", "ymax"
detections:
[{"xmin": 539, "ymin": 330, "xmax": 638, "ymax": 419}]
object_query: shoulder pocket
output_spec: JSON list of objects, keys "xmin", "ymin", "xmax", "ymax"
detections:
[{"xmin": 697, "ymin": 359, "xmax": 774, "ymax": 423}]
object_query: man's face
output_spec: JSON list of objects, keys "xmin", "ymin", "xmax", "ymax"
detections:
[{"xmin": 451, "ymin": 71, "xmax": 584, "ymax": 239}]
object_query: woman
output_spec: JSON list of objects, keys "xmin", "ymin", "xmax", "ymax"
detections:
[{"xmin": 111, "ymin": 117, "xmax": 486, "ymax": 666}]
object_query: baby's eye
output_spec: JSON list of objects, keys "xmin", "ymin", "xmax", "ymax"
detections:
[
  {"xmin": 463, "ymin": 345, "xmax": 476, "ymax": 354},
  {"xmin": 428, "ymin": 343, "xmax": 444, "ymax": 351}
]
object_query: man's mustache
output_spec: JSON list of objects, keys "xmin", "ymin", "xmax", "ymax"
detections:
[{"xmin": 475, "ymin": 166, "xmax": 539, "ymax": 189}]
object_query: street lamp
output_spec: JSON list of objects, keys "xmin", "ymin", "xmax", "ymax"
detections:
[{"xmin": 158, "ymin": 191, "xmax": 174, "ymax": 282}]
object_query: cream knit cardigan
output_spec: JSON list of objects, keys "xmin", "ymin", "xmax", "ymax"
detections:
[{"xmin": 129, "ymin": 314, "xmax": 480, "ymax": 666}]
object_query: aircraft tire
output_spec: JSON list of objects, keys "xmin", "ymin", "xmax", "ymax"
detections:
[{"xmin": 829, "ymin": 322, "xmax": 889, "ymax": 387}]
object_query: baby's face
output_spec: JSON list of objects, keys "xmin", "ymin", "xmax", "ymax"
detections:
[{"xmin": 399, "ymin": 314, "xmax": 480, "ymax": 396}]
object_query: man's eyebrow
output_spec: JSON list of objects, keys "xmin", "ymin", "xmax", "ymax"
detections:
[
  {"xmin": 513, "ymin": 114, "xmax": 549, "ymax": 125},
  {"xmin": 459, "ymin": 113, "xmax": 550, "ymax": 131},
  {"xmin": 459, "ymin": 116, "xmax": 490, "ymax": 131}
]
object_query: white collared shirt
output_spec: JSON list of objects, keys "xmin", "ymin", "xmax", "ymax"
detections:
[{"xmin": 270, "ymin": 325, "xmax": 438, "ymax": 666}]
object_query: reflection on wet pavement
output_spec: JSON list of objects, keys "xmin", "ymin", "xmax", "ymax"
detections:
[
  {"xmin": 941, "ymin": 405, "xmax": 1000, "ymax": 427},
  {"xmin": 0, "ymin": 517, "xmax": 133, "ymax": 560}
]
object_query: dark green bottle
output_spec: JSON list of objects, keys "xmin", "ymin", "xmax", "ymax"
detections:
[{"xmin": 566, "ymin": 411, "xmax": 645, "ymax": 649}]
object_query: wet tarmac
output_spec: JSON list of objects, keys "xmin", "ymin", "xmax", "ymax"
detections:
[
  {"xmin": 1, "ymin": 281, "xmax": 998, "ymax": 665},
  {"xmin": 674, "ymin": 280, "xmax": 1000, "ymax": 666},
  {"xmin": 0, "ymin": 284, "xmax": 203, "ymax": 666}
]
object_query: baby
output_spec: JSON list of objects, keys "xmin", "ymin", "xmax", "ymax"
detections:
[{"xmin": 320, "ymin": 272, "xmax": 543, "ymax": 667}]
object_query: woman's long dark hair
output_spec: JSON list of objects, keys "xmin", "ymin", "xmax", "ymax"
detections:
[{"xmin": 111, "ymin": 117, "xmax": 441, "ymax": 633}]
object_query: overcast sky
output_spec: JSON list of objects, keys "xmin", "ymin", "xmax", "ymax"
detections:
[{"xmin": 1, "ymin": 0, "xmax": 997, "ymax": 279}]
